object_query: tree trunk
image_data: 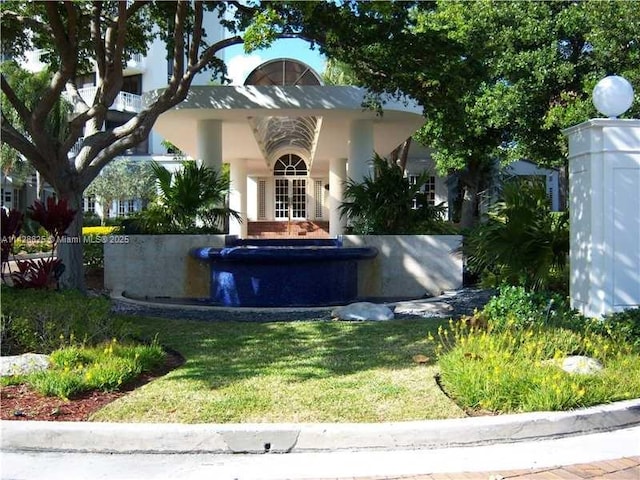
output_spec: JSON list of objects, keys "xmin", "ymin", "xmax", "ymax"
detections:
[
  {"xmin": 459, "ymin": 182, "xmax": 479, "ymax": 230},
  {"xmin": 458, "ymin": 160, "xmax": 482, "ymax": 230},
  {"xmin": 57, "ymin": 190, "xmax": 86, "ymax": 292}
]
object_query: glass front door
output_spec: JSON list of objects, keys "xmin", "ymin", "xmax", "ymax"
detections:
[{"xmin": 275, "ymin": 178, "xmax": 307, "ymax": 219}]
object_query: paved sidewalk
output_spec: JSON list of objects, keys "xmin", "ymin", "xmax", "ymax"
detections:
[
  {"xmin": 3, "ymin": 426, "xmax": 639, "ymax": 479},
  {"xmin": 324, "ymin": 456, "xmax": 640, "ymax": 479}
]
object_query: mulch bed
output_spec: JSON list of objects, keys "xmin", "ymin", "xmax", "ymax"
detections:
[{"xmin": 1, "ymin": 349, "xmax": 185, "ymax": 422}]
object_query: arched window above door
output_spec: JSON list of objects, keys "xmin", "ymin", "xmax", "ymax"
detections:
[
  {"xmin": 273, "ymin": 154, "xmax": 307, "ymax": 176},
  {"xmin": 244, "ymin": 59, "xmax": 323, "ymax": 86}
]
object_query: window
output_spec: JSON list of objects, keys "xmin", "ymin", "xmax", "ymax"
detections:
[
  {"xmin": 273, "ymin": 154, "xmax": 307, "ymax": 176},
  {"xmin": 118, "ymin": 200, "xmax": 126, "ymax": 216},
  {"xmin": 76, "ymin": 72, "xmax": 96, "ymax": 88},
  {"xmin": 424, "ymin": 176, "xmax": 436, "ymax": 205},
  {"xmin": 409, "ymin": 174, "xmax": 436, "ymax": 208},
  {"xmin": 244, "ymin": 59, "xmax": 322, "ymax": 86},
  {"xmin": 122, "ymin": 74, "xmax": 142, "ymax": 95},
  {"xmin": 84, "ymin": 196, "xmax": 96, "ymax": 214}
]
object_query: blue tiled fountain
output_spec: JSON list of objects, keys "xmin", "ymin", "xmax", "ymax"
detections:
[{"xmin": 190, "ymin": 237, "xmax": 378, "ymax": 307}]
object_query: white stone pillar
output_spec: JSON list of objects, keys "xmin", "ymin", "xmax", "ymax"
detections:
[
  {"xmin": 564, "ymin": 119, "xmax": 640, "ymax": 318},
  {"xmin": 348, "ymin": 120, "xmax": 374, "ymax": 183},
  {"xmin": 196, "ymin": 119, "xmax": 222, "ymax": 171},
  {"xmin": 229, "ymin": 159, "xmax": 247, "ymax": 238},
  {"xmin": 329, "ymin": 158, "xmax": 348, "ymax": 236}
]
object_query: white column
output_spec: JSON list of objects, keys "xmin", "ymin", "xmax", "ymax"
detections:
[
  {"xmin": 564, "ymin": 119, "xmax": 640, "ymax": 318},
  {"xmin": 348, "ymin": 120, "xmax": 374, "ymax": 183},
  {"xmin": 196, "ymin": 119, "xmax": 222, "ymax": 171},
  {"xmin": 229, "ymin": 159, "xmax": 247, "ymax": 238},
  {"xmin": 329, "ymin": 158, "xmax": 348, "ymax": 236}
]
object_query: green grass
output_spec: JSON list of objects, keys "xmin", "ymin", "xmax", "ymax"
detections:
[{"xmin": 91, "ymin": 317, "xmax": 465, "ymax": 423}]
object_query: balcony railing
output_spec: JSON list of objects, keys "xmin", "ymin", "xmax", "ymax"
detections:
[
  {"xmin": 68, "ymin": 136, "xmax": 149, "ymax": 158},
  {"xmin": 65, "ymin": 87, "xmax": 142, "ymax": 113},
  {"xmin": 69, "ymin": 137, "xmax": 84, "ymax": 158},
  {"xmin": 126, "ymin": 53, "xmax": 145, "ymax": 69}
]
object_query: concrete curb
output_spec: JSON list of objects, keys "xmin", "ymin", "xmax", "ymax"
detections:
[{"xmin": 2, "ymin": 399, "xmax": 639, "ymax": 454}]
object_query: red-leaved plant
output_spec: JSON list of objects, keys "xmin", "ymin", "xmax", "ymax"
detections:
[
  {"xmin": 1, "ymin": 208, "xmax": 24, "ymax": 281},
  {"xmin": 28, "ymin": 197, "xmax": 77, "ymax": 240},
  {"xmin": 10, "ymin": 197, "xmax": 76, "ymax": 289},
  {"xmin": 11, "ymin": 258, "xmax": 64, "ymax": 289}
]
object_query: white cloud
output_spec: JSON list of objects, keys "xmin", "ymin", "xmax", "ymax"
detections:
[{"xmin": 226, "ymin": 54, "xmax": 264, "ymax": 85}]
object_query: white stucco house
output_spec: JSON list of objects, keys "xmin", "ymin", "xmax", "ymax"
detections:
[{"xmin": 4, "ymin": 13, "xmax": 560, "ymax": 234}]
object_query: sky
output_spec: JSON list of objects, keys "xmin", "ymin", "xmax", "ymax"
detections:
[{"xmin": 222, "ymin": 38, "xmax": 327, "ymax": 85}]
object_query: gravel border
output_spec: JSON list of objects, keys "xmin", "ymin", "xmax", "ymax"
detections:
[{"xmin": 110, "ymin": 288, "xmax": 496, "ymax": 322}]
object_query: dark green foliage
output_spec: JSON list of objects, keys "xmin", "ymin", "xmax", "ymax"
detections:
[
  {"xmin": 127, "ymin": 161, "xmax": 240, "ymax": 234},
  {"xmin": 0, "ymin": 286, "xmax": 124, "ymax": 355},
  {"xmin": 481, "ymin": 287, "xmax": 640, "ymax": 352},
  {"xmin": 82, "ymin": 212, "xmax": 102, "ymax": 227},
  {"xmin": 592, "ymin": 309, "xmax": 640, "ymax": 349},
  {"xmin": 481, "ymin": 285, "xmax": 579, "ymax": 332},
  {"xmin": 339, "ymin": 154, "xmax": 453, "ymax": 234},
  {"xmin": 82, "ymin": 241, "xmax": 104, "ymax": 269},
  {"xmin": 464, "ymin": 179, "xmax": 569, "ymax": 292}
]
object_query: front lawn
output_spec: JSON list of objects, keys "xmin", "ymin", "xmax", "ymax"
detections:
[{"xmin": 91, "ymin": 317, "xmax": 465, "ymax": 423}]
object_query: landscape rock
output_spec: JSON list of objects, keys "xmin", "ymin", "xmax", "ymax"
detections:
[
  {"xmin": 561, "ymin": 356, "xmax": 604, "ymax": 375},
  {"xmin": 331, "ymin": 302, "xmax": 395, "ymax": 321},
  {"xmin": 1, "ymin": 353, "xmax": 50, "ymax": 377}
]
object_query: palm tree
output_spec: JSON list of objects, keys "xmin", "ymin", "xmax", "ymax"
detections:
[
  {"xmin": 339, "ymin": 154, "xmax": 449, "ymax": 234},
  {"xmin": 464, "ymin": 178, "xmax": 569, "ymax": 291},
  {"xmin": 132, "ymin": 161, "xmax": 239, "ymax": 233}
]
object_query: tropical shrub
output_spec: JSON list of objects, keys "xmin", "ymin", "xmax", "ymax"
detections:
[
  {"xmin": 339, "ymin": 154, "xmax": 454, "ymax": 234},
  {"xmin": 480, "ymin": 285, "xmax": 581, "ymax": 332},
  {"xmin": 434, "ymin": 318, "xmax": 640, "ymax": 413},
  {"xmin": 464, "ymin": 178, "xmax": 569, "ymax": 292},
  {"xmin": 8, "ymin": 197, "xmax": 77, "ymax": 289},
  {"xmin": 23, "ymin": 339, "xmax": 165, "ymax": 399},
  {"xmin": 126, "ymin": 161, "xmax": 240, "ymax": 234},
  {"xmin": 0, "ymin": 286, "xmax": 125, "ymax": 355}
]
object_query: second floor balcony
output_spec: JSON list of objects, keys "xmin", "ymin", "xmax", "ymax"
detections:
[{"xmin": 66, "ymin": 86, "xmax": 143, "ymax": 114}]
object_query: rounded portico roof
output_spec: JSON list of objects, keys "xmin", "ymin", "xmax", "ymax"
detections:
[{"xmin": 148, "ymin": 83, "xmax": 424, "ymax": 175}]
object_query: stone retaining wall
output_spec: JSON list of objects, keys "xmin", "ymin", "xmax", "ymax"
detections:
[
  {"xmin": 104, "ymin": 235, "xmax": 226, "ymax": 299},
  {"xmin": 105, "ymin": 234, "xmax": 463, "ymax": 301},
  {"xmin": 343, "ymin": 235, "xmax": 463, "ymax": 298}
]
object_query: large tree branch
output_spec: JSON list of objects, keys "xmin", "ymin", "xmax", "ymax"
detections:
[
  {"xmin": 100, "ymin": 4, "xmax": 125, "ymax": 106},
  {"xmin": 0, "ymin": 112, "xmax": 51, "ymax": 179},
  {"xmin": 44, "ymin": 2, "xmax": 72, "ymax": 61},
  {"xmin": 91, "ymin": 2, "xmax": 106, "ymax": 79},
  {"xmin": 189, "ymin": 1, "xmax": 204, "ymax": 66},
  {"xmin": 33, "ymin": 3, "xmax": 78, "ymax": 133},
  {"xmin": 0, "ymin": 10, "xmax": 52, "ymax": 36},
  {"xmin": 170, "ymin": 1, "xmax": 188, "ymax": 82},
  {"xmin": 0, "ymin": 74, "xmax": 32, "ymax": 127}
]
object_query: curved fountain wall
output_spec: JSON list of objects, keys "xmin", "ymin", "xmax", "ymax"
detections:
[
  {"xmin": 104, "ymin": 235, "xmax": 463, "ymax": 306},
  {"xmin": 190, "ymin": 238, "xmax": 378, "ymax": 307}
]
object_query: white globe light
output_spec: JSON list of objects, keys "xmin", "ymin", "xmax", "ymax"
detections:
[{"xmin": 592, "ymin": 76, "xmax": 634, "ymax": 118}]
